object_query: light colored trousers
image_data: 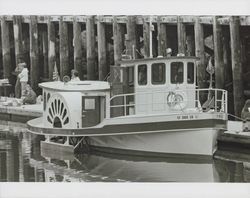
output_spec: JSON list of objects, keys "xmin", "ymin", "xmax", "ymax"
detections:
[{"xmin": 21, "ymin": 82, "xmax": 27, "ymax": 97}]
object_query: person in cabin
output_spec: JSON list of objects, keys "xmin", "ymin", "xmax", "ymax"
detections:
[
  {"xmin": 166, "ymin": 48, "xmax": 172, "ymax": 57},
  {"xmin": 22, "ymin": 84, "xmax": 37, "ymax": 105},
  {"xmin": 71, "ymin": 69, "xmax": 80, "ymax": 81},
  {"xmin": 175, "ymin": 66, "xmax": 184, "ymax": 83},
  {"xmin": 138, "ymin": 66, "xmax": 147, "ymax": 85},
  {"xmin": 17, "ymin": 62, "xmax": 29, "ymax": 97}
]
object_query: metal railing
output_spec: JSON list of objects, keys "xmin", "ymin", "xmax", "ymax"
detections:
[{"xmin": 109, "ymin": 88, "xmax": 227, "ymax": 118}]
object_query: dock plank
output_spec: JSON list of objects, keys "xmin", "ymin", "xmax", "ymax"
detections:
[{"xmin": 0, "ymin": 103, "xmax": 42, "ymax": 123}]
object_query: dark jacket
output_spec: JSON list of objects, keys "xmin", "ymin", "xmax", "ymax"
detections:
[{"xmin": 23, "ymin": 89, "xmax": 37, "ymax": 104}]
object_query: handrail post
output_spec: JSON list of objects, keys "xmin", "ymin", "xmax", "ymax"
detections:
[
  {"xmin": 225, "ymin": 91, "xmax": 228, "ymax": 113},
  {"xmin": 197, "ymin": 89, "xmax": 200, "ymax": 108},
  {"xmin": 124, "ymin": 95, "xmax": 126, "ymax": 116},
  {"xmin": 215, "ymin": 90, "xmax": 217, "ymax": 112}
]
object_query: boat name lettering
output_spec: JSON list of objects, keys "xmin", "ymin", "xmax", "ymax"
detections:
[
  {"xmin": 177, "ymin": 115, "xmax": 198, "ymax": 120},
  {"xmin": 216, "ymin": 114, "xmax": 224, "ymax": 119}
]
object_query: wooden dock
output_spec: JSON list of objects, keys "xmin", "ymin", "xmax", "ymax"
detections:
[
  {"xmin": 218, "ymin": 131, "xmax": 250, "ymax": 154},
  {"xmin": 0, "ymin": 103, "xmax": 42, "ymax": 124}
]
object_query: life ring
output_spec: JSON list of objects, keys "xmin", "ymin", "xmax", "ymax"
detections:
[{"xmin": 167, "ymin": 91, "xmax": 187, "ymax": 110}]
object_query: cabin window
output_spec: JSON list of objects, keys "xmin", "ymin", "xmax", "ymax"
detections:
[
  {"xmin": 187, "ymin": 62, "xmax": 194, "ymax": 84},
  {"xmin": 138, "ymin": 64, "xmax": 147, "ymax": 85},
  {"xmin": 171, "ymin": 62, "xmax": 184, "ymax": 84},
  {"xmin": 85, "ymin": 98, "xmax": 95, "ymax": 110},
  {"xmin": 151, "ymin": 63, "xmax": 166, "ymax": 85}
]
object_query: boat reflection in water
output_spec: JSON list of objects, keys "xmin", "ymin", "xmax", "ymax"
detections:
[
  {"xmin": 35, "ymin": 149, "xmax": 219, "ymax": 182},
  {"xmin": 1, "ymin": 129, "xmax": 250, "ymax": 182}
]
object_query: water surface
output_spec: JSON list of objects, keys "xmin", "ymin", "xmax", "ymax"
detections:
[{"xmin": 0, "ymin": 126, "xmax": 249, "ymax": 182}]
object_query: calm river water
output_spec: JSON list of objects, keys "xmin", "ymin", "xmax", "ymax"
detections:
[{"xmin": 0, "ymin": 125, "xmax": 249, "ymax": 182}]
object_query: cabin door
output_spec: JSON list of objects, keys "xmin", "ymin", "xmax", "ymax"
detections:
[{"xmin": 82, "ymin": 96, "xmax": 100, "ymax": 127}]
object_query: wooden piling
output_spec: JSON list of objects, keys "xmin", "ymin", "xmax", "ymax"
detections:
[
  {"xmin": 1, "ymin": 16, "xmax": 14, "ymax": 88},
  {"xmin": 112, "ymin": 17, "xmax": 126, "ymax": 116},
  {"xmin": 29, "ymin": 16, "xmax": 39, "ymax": 91},
  {"xmin": 47, "ymin": 18, "xmax": 56, "ymax": 81},
  {"xmin": 13, "ymin": 16, "xmax": 24, "ymax": 64},
  {"xmin": 177, "ymin": 16, "xmax": 186, "ymax": 54},
  {"xmin": 113, "ymin": 16, "xmax": 124, "ymax": 66},
  {"xmin": 194, "ymin": 17, "xmax": 206, "ymax": 89},
  {"xmin": 86, "ymin": 16, "xmax": 96, "ymax": 80},
  {"xmin": 222, "ymin": 28, "xmax": 232, "ymax": 84},
  {"xmin": 97, "ymin": 17, "xmax": 107, "ymax": 80},
  {"xmin": 126, "ymin": 16, "xmax": 138, "ymax": 59},
  {"xmin": 157, "ymin": 17, "xmax": 167, "ymax": 57},
  {"xmin": 42, "ymin": 31, "xmax": 48, "ymax": 79},
  {"xmin": 59, "ymin": 17, "xmax": 69, "ymax": 78},
  {"xmin": 229, "ymin": 16, "xmax": 244, "ymax": 117},
  {"xmin": 73, "ymin": 17, "xmax": 83, "ymax": 79},
  {"xmin": 143, "ymin": 16, "xmax": 150, "ymax": 58},
  {"xmin": 213, "ymin": 16, "xmax": 225, "ymax": 89},
  {"xmin": 186, "ymin": 35, "xmax": 195, "ymax": 56}
]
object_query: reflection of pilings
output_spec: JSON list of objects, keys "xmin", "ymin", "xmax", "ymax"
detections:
[
  {"xmin": 0, "ymin": 142, "xmax": 8, "ymax": 181},
  {"xmin": 233, "ymin": 162, "xmax": 244, "ymax": 182},
  {"xmin": 17, "ymin": 132, "xmax": 33, "ymax": 182},
  {"xmin": 18, "ymin": 136, "xmax": 24, "ymax": 182},
  {"xmin": 0, "ymin": 138, "xmax": 15, "ymax": 181},
  {"xmin": 34, "ymin": 167, "xmax": 45, "ymax": 182},
  {"xmin": 6, "ymin": 145, "xmax": 14, "ymax": 181},
  {"xmin": 0, "ymin": 152, "xmax": 4, "ymax": 180}
]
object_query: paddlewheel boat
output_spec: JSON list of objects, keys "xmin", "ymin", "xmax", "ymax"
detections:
[{"xmin": 27, "ymin": 56, "xmax": 228, "ymax": 159}]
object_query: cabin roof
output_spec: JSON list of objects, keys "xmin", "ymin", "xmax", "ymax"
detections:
[
  {"xmin": 39, "ymin": 80, "xmax": 110, "ymax": 92},
  {"xmin": 119, "ymin": 56, "xmax": 199, "ymax": 67}
]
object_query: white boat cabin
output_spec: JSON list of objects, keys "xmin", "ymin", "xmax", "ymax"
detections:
[
  {"xmin": 112, "ymin": 56, "xmax": 199, "ymax": 115},
  {"xmin": 40, "ymin": 81, "xmax": 110, "ymax": 129}
]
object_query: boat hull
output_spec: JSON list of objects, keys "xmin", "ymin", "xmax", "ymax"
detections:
[
  {"xmin": 87, "ymin": 128, "xmax": 222, "ymax": 158},
  {"xmin": 27, "ymin": 113, "xmax": 227, "ymax": 157}
]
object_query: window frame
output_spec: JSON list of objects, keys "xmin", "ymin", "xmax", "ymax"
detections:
[
  {"xmin": 187, "ymin": 62, "xmax": 195, "ymax": 84},
  {"xmin": 137, "ymin": 64, "xmax": 148, "ymax": 86},
  {"xmin": 170, "ymin": 62, "xmax": 184, "ymax": 84},
  {"xmin": 151, "ymin": 62, "xmax": 166, "ymax": 85}
]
